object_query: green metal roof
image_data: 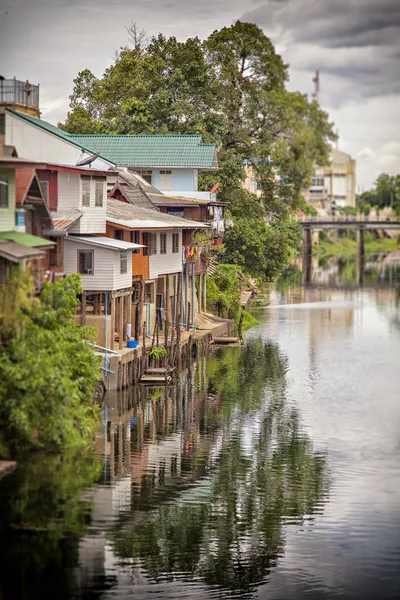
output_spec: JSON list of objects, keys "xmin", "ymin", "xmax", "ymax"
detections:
[
  {"xmin": 0, "ymin": 231, "xmax": 54, "ymax": 247},
  {"xmin": 8, "ymin": 110, "xmax": 217, "ymax": 169},
  {"xmin": 70, "ymin": 134, "xmax": 217, "ymax": 168}
]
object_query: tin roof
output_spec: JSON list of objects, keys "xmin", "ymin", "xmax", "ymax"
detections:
[
  {"xmin": 107, "ymin": 198, "xmax": 208, "ymax": 230},
  {"xmin": 51, "ymin": 211, "xmax": 82, "ymax": 231},
  {"xmin": 65, "ymin": 236, "xmax": 144, "ymax": 251}
]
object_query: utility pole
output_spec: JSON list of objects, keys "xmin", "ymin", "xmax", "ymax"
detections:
[{"xmin": 312, "ymin": 70, "xmax": 320, "ymax": 101}]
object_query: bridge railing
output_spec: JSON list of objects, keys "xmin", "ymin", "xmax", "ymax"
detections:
[{"xmin": 297, "ymin": 215, "xmax": 400, "ymax": 223}]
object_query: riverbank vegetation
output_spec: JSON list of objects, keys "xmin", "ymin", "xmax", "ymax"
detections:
[
  {"xmin": 317, "ymin": 231, "xmax": 400, "ymax": 260},
  {"xmin": 0, "ymin": 270, "xmax": 101, "ymax": 459}
]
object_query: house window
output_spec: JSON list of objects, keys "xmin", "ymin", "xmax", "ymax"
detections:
[
  {"xmin": 133, "ymin": 169, "xmax": 153, "ymax": 184},
  {"xmin": 78, "ymin": 250, "xmax": 94, "ymax": 275},
  {"xmin": 151, "ymin": 233, "xmax": 157, "ymax": 255},
  {"xmin": 160, "ymin": 233, "xmax": 167, "ymax": 254},
  {"xmin": 0, "ymin": 180, "xmax": 8, "ymax": 208},
  {"xmin": 81, "ymin": 177, "xmax": 90, "ymax": 207},
  {"xmin": 120, "ymin": 251, "xmax": 127, "ymax": 274},
  {"xmin": 114, "ymin": 229, "xmax": 125, "ymax": 241},
  {"xmin": 131, "ymin": 230, "xmax": 140, "ymax": 254},
  {"xmin": 172, "ymin": 232, "xmax": 180, "ymax": 253},
  {"xmin": 159, "ymin": 170, "xmax": 172, "ymax": 191},
  {"xmin": 40, "ymin": 180, "xmax": 49, "ymax": 202},
  {"xmin": 15, "ymin": 210, "xmax": 25, "ymax": 228},
  {"xmin": 142, "ymin": 232, "xmax": 150, "ymax": 256},
  {"xmin": 94, "ymin": 179, "xmax": 104, "ymax": 207}
]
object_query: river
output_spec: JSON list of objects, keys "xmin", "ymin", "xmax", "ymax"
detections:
[{"xmin": 0, "ymin": 254, "xmax": 399, "ymax": 599}]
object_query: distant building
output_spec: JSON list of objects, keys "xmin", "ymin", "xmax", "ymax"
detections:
[{"xmin": 305, "ymin": 148, "xmax": 356, "ymax": 209}]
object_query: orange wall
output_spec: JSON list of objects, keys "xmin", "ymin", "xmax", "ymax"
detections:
[{"xmin": 106, "ymin": 223, "xmax": 150, "ymax": 279}]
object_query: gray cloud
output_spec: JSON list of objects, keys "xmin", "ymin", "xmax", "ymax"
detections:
[
  {"xmin": 0, "ymin": 0, "xmax": 399, "ymax": 187},
  {"xmin": 241, "ymin": 0, "xmax": 400, "ymax": 102}
]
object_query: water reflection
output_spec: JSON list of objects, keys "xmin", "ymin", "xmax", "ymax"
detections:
[
  {"xmin": 0, "ymin": 450, "xmax": 101, "ymax": 600},
  {"xmin": 299, "ymin": 250, "xmax": 400, "ymax": 289},
  {"xmin": 73, "ymin": 340, "xmax": 328, "ymax": 598}
]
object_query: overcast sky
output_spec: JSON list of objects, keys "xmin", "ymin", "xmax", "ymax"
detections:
[{"xmin": 1, "ymin": 0, "xmax": 399, "ymax": 189}]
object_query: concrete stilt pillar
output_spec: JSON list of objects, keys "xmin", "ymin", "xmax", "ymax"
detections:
[
  {"xmin": 357, "ymin": 226, "xmax": 365, "ymax": 286},
  {"xmin": 302, "ymin": 227, "xmax": 312, "ymax": 285}
]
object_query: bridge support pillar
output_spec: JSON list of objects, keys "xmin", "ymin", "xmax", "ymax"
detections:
[
  {"xmin": 302, "ymin": 227, "xmax": 312, "ymax": 285},
  {"xmin": 357, "ymin": 226, "xmax": 365, "ymax": 286}
]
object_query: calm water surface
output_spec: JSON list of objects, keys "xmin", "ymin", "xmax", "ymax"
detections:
[{"xmin": 1, "ymin": 257, "xmax": 400, "ymax": 599}]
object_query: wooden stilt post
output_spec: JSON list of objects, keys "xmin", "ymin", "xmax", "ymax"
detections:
[
  {"xmin": 81, "ymin": 293, "xmax": 86, "ymax": 325},
  {"xmin": 119, "ymin": 296, "xmax": 123, "ymax": 345},
  {"xmin": 165, "ymin": 274, "xmax": 170, "ymax": 350},
  {"xmin": 198, "ymin": 274, "xmax": 202, "ymax": 313},
  {"xmin": 203, "ymin": 273, "xmax": 207, "ymax": 314},
  {"xmin": 111, "ymin": 294, "xmax": 116, "ymax": 350}
]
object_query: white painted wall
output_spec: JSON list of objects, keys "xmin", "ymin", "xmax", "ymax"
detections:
[
  {"xmin": 58, "ymin": 171, "xmax": 107, "ymax": 234},
  {"xmin": 333, "ymin": 175, "xmax": 346, "ymax": 197},
  {"xmin": 64, "ymin": 240, "xmax": 132, "ymax": 291},
  {"xmin": 5, "ymin": 111, "xmax": 112, "ymax": 170},
  {"xmin": 149, "ymin": 230, "xmax": 183, "ymax": 279}
]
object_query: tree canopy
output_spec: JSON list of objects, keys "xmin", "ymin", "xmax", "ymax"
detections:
[
  {"xmin": 357, "ymin": 173, "xmax": 400, "ymax": 215},
  {"xmin": 61, "ymin": 20, "xmax": 336, "ymax": 278}
]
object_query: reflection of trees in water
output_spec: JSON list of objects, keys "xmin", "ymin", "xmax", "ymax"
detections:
[
  {"xmin": 112, "ymin": 339, "xmax": 329, "ymax": 596},
  {"xmin": 0, "ymin": 450, "xmax": 101, "ymax": 600}
]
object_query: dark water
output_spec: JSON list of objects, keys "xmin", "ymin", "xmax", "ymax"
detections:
[{"xmin": 1, "ymin": 256, "xmax": 400, "ymax": 599}]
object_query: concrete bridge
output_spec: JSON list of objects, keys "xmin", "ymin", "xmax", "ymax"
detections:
[{"xmin": 300, "ymin": 217, "xmax": 400, "ymax": 285}]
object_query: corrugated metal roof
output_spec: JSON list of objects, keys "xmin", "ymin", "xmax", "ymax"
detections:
[
  {"xmin": 7, "ymin": 110, "xmax": 217, "ymax": 169},
  {"xmin": 148, "ymin": 192, "xmax": 207, "ymax": 206},
  {"xmin": 51, "ymin": 211, "xmax": 82, "ymax": 231},
  {"xmin": 0, "ymin": 239, "xmax": 45, "ymax": 262},
  {"xmin": 65, "ymin": 236, "xmax": 144, "ymax": 251},
  {"xmin": 107, "ymin": 198, "xmax": 208, "ymax": 230},
  {"xmin": 70, "ymin": 135, "xmax": 217, "ymax": 169}
]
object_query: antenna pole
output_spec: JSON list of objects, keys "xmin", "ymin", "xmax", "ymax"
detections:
[{"xmin": 312, "ymin": 70, "xmax": 320, "ymax": 101}]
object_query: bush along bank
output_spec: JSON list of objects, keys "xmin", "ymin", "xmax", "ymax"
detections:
[
  {"xmin": 206, "ymin": 264, "xmax": 260, "ymax": 332},
  {"xmin": 0, "ymin": 269, "xmax": 102, "ymax": 459}
]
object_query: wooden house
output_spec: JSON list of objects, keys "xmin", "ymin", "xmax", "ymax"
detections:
[
  {"xmin": 106, "ymin": 197, "xmax": 207, "ymax": 340},
  {"xmin": 0, "ymin": 153, "xmax": 55, "ymax": 288}
]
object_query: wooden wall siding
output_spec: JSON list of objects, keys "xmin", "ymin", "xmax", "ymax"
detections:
[
  {"xmin": 0, "ymin": 167, "xmax": 15, "ymax": 232},
  {"xmin": 37, "ymin": 170, "xmax": 58, "ymax": 211},
  {"xmin": 64, "ymin": 240, "xmax": 133, "ymax": 291},
  {"xmin": 106, "ymin": 223, "xmax": 150, "ymax": 279},
  {"xmin": 59, "ymin": 172, "xmax": 107, "ymax": 234},
  {"xmin": 149, "ymin": 230, "xmax": 183, "ymax": 279},
  {"xmin": 5, "ymin": 111, "xmax": 111, "ymax": 170}
]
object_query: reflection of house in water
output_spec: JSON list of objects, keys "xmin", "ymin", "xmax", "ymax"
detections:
[{"xmin": 74, "ymin": 359, "xmax": 222, "ymax": 595}]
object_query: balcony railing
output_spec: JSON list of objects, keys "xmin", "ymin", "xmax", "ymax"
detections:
[{"xmin": 0, "ymin": 78, "xmax": 39, "ymax": 109}]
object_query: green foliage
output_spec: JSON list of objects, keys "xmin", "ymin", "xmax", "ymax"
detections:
[
  {"xmin": 0, "ymin": 269, "xmax": 101, "ymax": 458},
  {"xmin": 224, "ymin": 216, "xmax": 302, "ymax": 280},
  {"xmin": 206, "ymin": 264, "xmax": 241, "ymax": 321},
  {"xmin": 356, "ymin": 172, "xmax": 400, "ymax": 214},
  {"xmin": 149, "ymin": 345, "xmax": 168, "ymax": 360},
  {"xmin": 341, "ymin": 206, "xmax": 358, "ymax": 216},
  {"xmin": 241, "ymin": 309, "xmax": 259, "ymax": 331},
  {"xmin": 62, "ymin": 21, "xmax": 335, "ymax": 209}
]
